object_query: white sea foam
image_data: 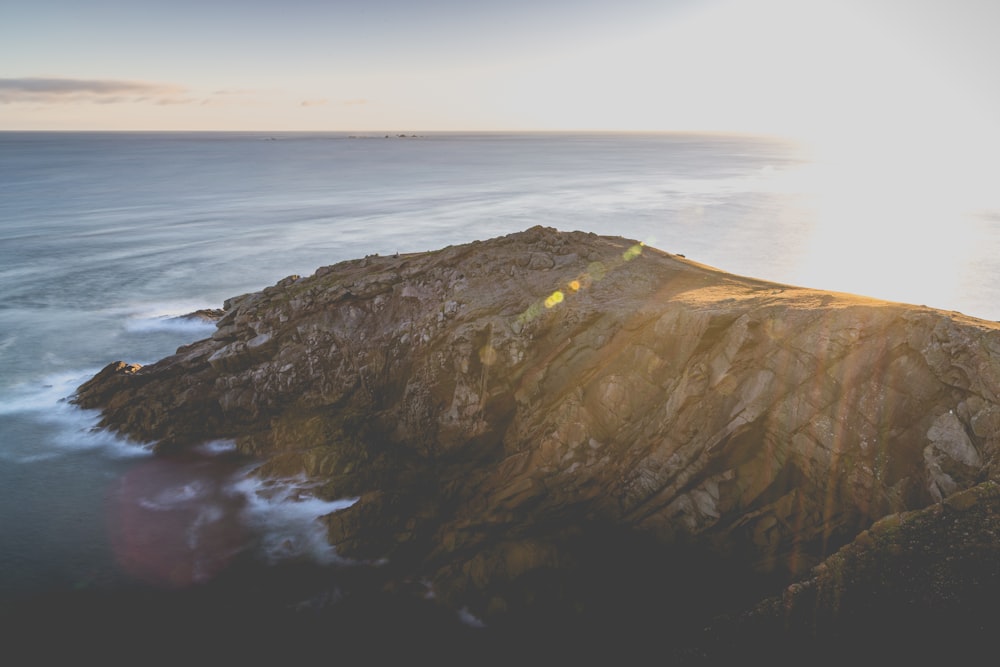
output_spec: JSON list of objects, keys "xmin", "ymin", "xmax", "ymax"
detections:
[
  {"xmin": 88, "ymin": 300, "xmax": 220, "ymax": 339},
  {"xmin": 0, "ymin": 370, "xmax": 152, "ymax": 461},
  {"xmin": 114, "ymin": 301, "xmax": 218, "ymax": 321},
  {"xmin": 458, "ymin": 606, "xmax": 487, "ymax": 628},
  {"xmin": 0, "ymin": 371, "xmax": 86, "ymax": 416},
  {"xmin": 187, "ymin": 504, "xmax": 226, "ymax": 550},
  {"xmin": 137, "ymin": 481, "xmax": 207, "ymax": 511},
  {"xmin": 228, "ymin": 473, "xmax": 359, "ymax": 566},
  {"xmin": 123, "ymin": 312, "xmax": 218, "ymax": 336},
  {"xmin": 195, "ymin": 439, "xmax": 239, "ymax": 456},
  {"xmin": 1, "ymin": 369, "xmax": 358, "ymax": 572}
]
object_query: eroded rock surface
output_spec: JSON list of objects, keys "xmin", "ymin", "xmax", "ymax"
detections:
[
  {"xmin": 74, "ymin": 226, "xmax": 1000, "ymax": 630},
  {"xmin": 700, "ymin": 480, "xmax": 1000, "ymax": 664}
]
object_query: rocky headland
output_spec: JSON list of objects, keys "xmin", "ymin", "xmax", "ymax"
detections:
[{"xmin": 72, "ymin": 226, "xmax": 1000, "ymax": 659}]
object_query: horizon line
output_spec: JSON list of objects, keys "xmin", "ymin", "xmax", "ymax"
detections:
[{"xmin": 0, "ymin": 127, "xmax": 798, "ymax": 140}]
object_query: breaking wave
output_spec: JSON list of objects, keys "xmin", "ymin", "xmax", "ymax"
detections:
[
  {"xmin": 229, "ymin": 473, "xmax": 359, "ymax": 566},
  {"xmin": 110, "ymin": 450, "xmax": 360, "ymax": 588},
  {"xmin": 0, "ymin": 369, "xmax": 153, "ymax": 462},
  {"xmin": 122, "ymin": 303, "xmax": 219, "ymax": 335}
]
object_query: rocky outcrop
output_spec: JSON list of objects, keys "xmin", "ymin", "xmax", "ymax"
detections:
[
  {"xmin": 74, "ymin": 226, "xmax": 1000, "ymax": 635},
  {"xmin": 698, "ymin": 480, "xmax": 1000, "ymax": 664}
]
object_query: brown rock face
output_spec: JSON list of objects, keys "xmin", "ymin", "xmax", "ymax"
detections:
[{"xmin": 74, "ymin": 226, "xmax": 1000, "ymax": 627}]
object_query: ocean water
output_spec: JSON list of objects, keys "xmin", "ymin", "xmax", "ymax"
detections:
[{"xmin": 1, "ymin": 131, "xmax": 998, "ymax": 626}]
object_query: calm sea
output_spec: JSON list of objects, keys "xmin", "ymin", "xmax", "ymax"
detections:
[{"xmin": 1, "ymin": 131, "xmax": 998, "ymax": 633}]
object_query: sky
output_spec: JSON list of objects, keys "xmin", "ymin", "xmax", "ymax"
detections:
[{"xmin": 1, "ymin": 0, "xmax": 999, "ymax": 149}]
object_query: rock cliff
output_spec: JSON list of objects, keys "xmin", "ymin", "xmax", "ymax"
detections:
[{"xmin": 74, "ymin": 226, "xmax": 1000, "ymax": 646}]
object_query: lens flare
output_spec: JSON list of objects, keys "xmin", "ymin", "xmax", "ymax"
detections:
[
  {"xmin": 622, "ymin": 243, "xmax": 644, "ymax": 261},
  {"xmin": 514, "ymin": 241, "xmax": 643, "ymax": 326},
  {"xmin": 479, "ymin": 344, "xmax": 498, "ymax": 365},
  {"xmin": 588, "ymin": 261, "xmax": 607, "ymax": 281}
]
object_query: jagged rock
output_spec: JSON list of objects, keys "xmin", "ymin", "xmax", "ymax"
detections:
[
  {"xmin": 73, "ymin": 226, "xmax": 1000, "ymax": 634},
  {"xmin": 180, "ymin": 308, "xmax": 226, "ymax": 323},
  {"xmin": 700, "ymin": 481, "xmax": 1000, "ymax": 664}
]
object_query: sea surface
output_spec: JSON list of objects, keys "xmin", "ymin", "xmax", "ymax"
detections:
[{"xmin": 2, "ymin": 131, "xmax": 998, "ymax": 638}]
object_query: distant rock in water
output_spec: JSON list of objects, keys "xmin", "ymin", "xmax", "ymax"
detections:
[{"xmin": 74, "ymin": 226, "xmax": 1000, "ymax": 649}]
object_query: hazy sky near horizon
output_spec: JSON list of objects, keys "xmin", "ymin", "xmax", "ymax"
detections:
[{"xmin": 2, "ymin": 0, "xmax": 998, "ymax": 146}]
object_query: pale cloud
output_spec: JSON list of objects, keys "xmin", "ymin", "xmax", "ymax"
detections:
[
  {"xmin": 211, "ymin": 89, "xmax": 258, "ymax": 96},
  {"xmin": 300, "ymin": 97, "xmax": 369, "ymax": 108},
  {"xmin": 200, "ymin": 89, "xmax": 263, "ymax": 107},
  {"xmin": 0, "ymin": 77, "xmax": 189, "ymax": 105}
]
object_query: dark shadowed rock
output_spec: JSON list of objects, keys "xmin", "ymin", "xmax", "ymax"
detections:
[
  {"xmin": 73, "ymin": 226, "xmax": 1000, "ymax": 647},
  {"xmin": 697, "ymin": 480, "xmax": 1000, "ymax": 664}
]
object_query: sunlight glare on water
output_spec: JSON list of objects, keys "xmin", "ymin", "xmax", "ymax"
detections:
[{"xmin": 749, "ymin": 137, "xmax": 1000, "ymax": 315}]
